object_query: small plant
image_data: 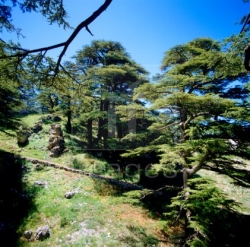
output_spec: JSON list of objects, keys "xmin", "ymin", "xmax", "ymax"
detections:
[
  {"xmin": 60, "ymin": 216, "xmax": 70, "ymax": 228},
  {"xmin": 93, "ymin": 180, "xmax": 123, "ymax": 196},
  {"xmin": 71, "ymin": 157, "xmax": 85, "ymax": 170}
]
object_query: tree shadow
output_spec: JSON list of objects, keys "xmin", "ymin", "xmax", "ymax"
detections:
[
  {"xmin": 0, "ymin": 150, "xmax": 37, "ymax": 246},
  {"xmin": 205, "ymin": 160, "xmax": 250, "ymax": 187},
  {"xmin": 210, "ymin": 212, "xmax": 250, "ymax": 247},
  {"xmin": 206, "ymin": 209, "xmax": 250, "ymax": 247},
  {"xmin": 0, "ymin": 128, "xmax": 16, "ymax": 137},
  {"xmin": 66, "ymin": 135, "xmax": 88, "ymax": 153},
  {"xmin": 0, "ymin": 116, "xmax": 21, "ymax": 130}
]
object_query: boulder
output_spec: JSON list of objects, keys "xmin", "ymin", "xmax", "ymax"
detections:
[
  {"xmin": 40, "ymin": 114, "xmax": 62, "ymax": 123},
  {"xmin": 35, "ymin": 225, "xmax": 51, "ymax": 241},
  {"xmin": 48, "ymin": 135, "xmax": 64, "ymax": 150},
  {"xmin": 34, "ymin": 180, "xmax": 47, "ymax": 187},
  {"xmin": 23, "ymin": 230, "xmax": 33, "ymax": 240},
  {"xmin": 16, "ymin": 126, "xmax": 30, "ymax": 145},
  {"xmin": 49, "ymin": 123, "xmax": 63, "ymax": 136},
  {"xmin": 31, "ymin": 121, "xmax": 43, "ymax": 133},
  {"xmin": 65, "ymin": 191, "xmax": 75, "ymax": 199},
  {"xmin": 48, "ymin": 124, "xmax": 65, "ymax": 157}
]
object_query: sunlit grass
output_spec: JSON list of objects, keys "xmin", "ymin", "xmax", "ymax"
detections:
[
  {"xmin": 198, "ymin": 168, "xmax": 250, "ymax": 214},
  {"xmin": 17, "ymin": 162, "xmax": 165, "ymax": 246}
]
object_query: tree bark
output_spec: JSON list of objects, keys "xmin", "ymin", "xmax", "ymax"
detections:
[
  {"xmin": 97, "ymin": 99, "xmax": 109, "ymax": 148},
  {"xmin": 182, "ymin": 150, "xmax": 210, "ymax": 188},
  {"xmin": 65, "ymin": 95, "xmax": 72, "ymax": 133},
  {"xmin": 179, "ymin": 108, "xmax": 188, "ymax": 142},
  {"xmin": 87, "ymin": 118, "xmax": 93, "ymax": 148}
]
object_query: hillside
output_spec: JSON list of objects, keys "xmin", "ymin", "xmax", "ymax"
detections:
[
  {"xmin": 0, "ymin": 114, "xmax": 171, "ymax": 247},
  {"xmin": 1, "ymin": 113, "xmax": 250, "ymax": 246}
]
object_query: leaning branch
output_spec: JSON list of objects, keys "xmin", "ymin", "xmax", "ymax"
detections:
[
  {"xmin": 0, "ymin": 0, "xmax": 112, "ymax": 73},
  {"xmin": 140, "ymin": 184, "xmax": 182, "ymax": 200}
]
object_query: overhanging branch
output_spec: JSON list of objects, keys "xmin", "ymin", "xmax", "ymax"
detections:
[{"xmin": 0, "ymin": 0, "xmax": 113, "ymax": 74}]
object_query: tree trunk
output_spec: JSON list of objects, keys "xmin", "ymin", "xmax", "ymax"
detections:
[
  {"xmin": 103, "ymin": 99, "xmax": 109, "ymax": 149},
  {"xmin": 66, "ymin": 95, "xmax": 72, "ymax": 133},
  {"xmin": 87, "ymin": 118, "xmax": 93, "ymax": 149},
  {"xmin": 182, "ymin": 150, "xmax": 210, "ymax": 188},
  {"xmin": 117, "ymin": 122, "xmax": 123, "ymax": 139},
  {"xmin": 97, "ymin": 100, "xmax": 104, "ymax": 142},
  {"xmin": 179, "ymin": 108, "xmax": 188, "ymax": 142},
  {"xmin": 48, "ymin": 94, "xmax": 55, "ymax": 113},
  {"xmin": 97, "ymin": 99, "xmax": 109, "ymax": 149}
]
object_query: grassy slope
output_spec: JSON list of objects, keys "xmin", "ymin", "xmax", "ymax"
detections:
[
  {"xmin": 1, "ymin": 113, "xmax": 250, "ymax": 246},
  {"xmin": 0, "ymin": 114, "xmax": 170, "ymax": 246},
  {"xmin": 18, "ymin": 163, "xmax": 168, "ymax": 247}
]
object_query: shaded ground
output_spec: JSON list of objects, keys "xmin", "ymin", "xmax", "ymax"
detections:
[{"xmin": 0, "ymin": 150, "xmax": 36, "ymax": 247}]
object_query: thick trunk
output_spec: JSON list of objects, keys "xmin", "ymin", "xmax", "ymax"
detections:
[
  {"xmin": 117, "ymin": 122, "xmax": 123, "ymax": 139},
  {"xmin": 182, "ymin": 151, "xmax": 209, "ymax": 241},
  {"xmin": 48, "ymin": 95, "xmax": 55, "ymax": 113}
]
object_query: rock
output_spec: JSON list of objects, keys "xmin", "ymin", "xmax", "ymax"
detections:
[
  {"xmin": 35, "ymin": 225, "xmax": 51, "ymax": 241},
  {"xmin": 48, "ymin": 124, "xmax": 65, "ymax": 157},
  {"xmin": 51, "ymin": 115, "xmax": 61, "ymax": 122},
  {"xmin": 23, "ymin": 230, "xmax": 33, "ymax": 240},
  {"xmin": 31, "ymin": 121, "xmax": 43, "ymax": 133},
  {"xmin": 16, "ymin": 126, "xmax": 30, "ymax": 145},
  {"xmin": 65, "ymin": 191, "xmax": 75, "ymax": 199},
  {"xmin": 49, "ymin": 123, "xmax": 63, "ymax": 136},
  {"xmin": 34, "ymin": 164, "xmax": 44, "ymax": 171},
  {"xmin": 49, "ymin": 146, "xmax": 62, "ymax": 157},
  {"xmin": 40, "ymin": 114, "xmax": 61, "ymax": 123},
  {"xmin": 34, "ymin": 180, "xmax": 47, "ymax": 187},
  {"xmin": 48, "ymin": 135, "xmax": 64, "ymax": 150}
]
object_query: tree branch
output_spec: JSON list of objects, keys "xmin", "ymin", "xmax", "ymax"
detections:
[
  {"xmin": 140, "ymin": 184, "xmax": 182, "ymax": 200},
  {"xmin": 0, "ymin": 0, "xmax": 113, "ymax": 74}
]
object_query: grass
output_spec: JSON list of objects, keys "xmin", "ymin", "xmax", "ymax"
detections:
[
  {"xmin": 0, "ymin": 113, "xmax": 167, "ymax": 246},
  {"xmin": 198, "ymin": 168, "xmax": 250, "ymax": 214},
  {"xmin": 17, "ymin": 161, "xmax": 168, "ymax": 246}
]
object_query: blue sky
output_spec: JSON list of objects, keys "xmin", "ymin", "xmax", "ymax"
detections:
[{"xmin": 2, "ymin": 0, "xmax": 249, "ymax": 77}]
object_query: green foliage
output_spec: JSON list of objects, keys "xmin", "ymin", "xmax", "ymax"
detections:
[
  {"xmin": 165, "ymin": 178, "xmax": 238, "ymax": 246},
  {"xmin": 0, "ymin": 48, "xmax": 24, "ymax": 127},
  {"xmin": 130, "ymin": 34, "xmax": 250, "ymax": 185},
  {"xmin": 36, "ymin": 88, "xmax": 59, "ymax": 113},
  {"xmin": 0, "ymin": 0, "xmax": 70, "ymax": 34},
  {"xmin": 71, "ymin": 157, "xmax": 86, "ymax": 170},
  {"xmin": 70, "ymin": 40, "xmax": 149, "ymax": 149},
  {"xmin": 0, "ymin": 81, "xmax": 23, "ymax": 127}
]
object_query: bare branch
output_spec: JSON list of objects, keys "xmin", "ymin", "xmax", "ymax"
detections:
[{"xmin": 86, "ymin": 26, "xmax": 94, "ymax": 36}]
